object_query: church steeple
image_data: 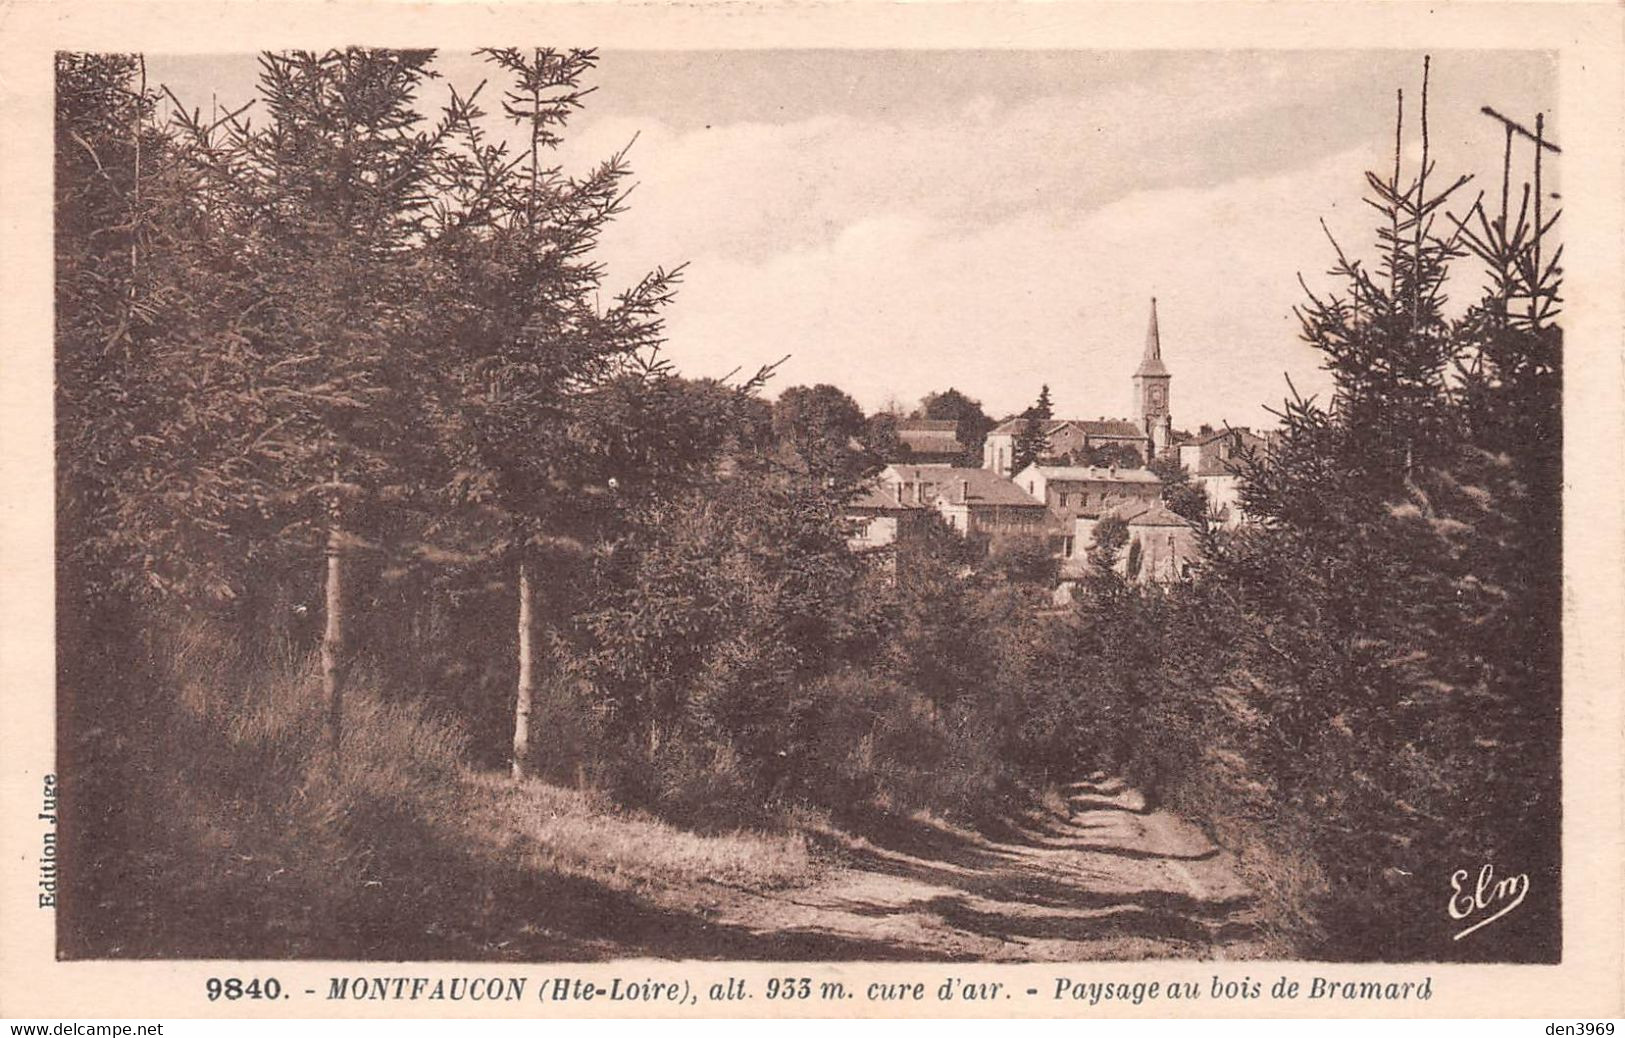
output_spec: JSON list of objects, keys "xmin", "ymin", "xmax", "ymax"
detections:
[
  {"xmin": 1132, "ymin": 296, "xmax": 1172, "ymax": 456},
  {"xmin": 1135, "ymin": 297, "xmax": 1169, "ymax": 378}
]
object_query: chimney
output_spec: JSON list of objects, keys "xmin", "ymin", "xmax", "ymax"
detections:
[
  {"xmin": 958, "ymin": 478, "xmax": 970, "ymax": 503},
  {"xmin": 893, "ymin": 482, "xmax": 903, "ymax": 504}
]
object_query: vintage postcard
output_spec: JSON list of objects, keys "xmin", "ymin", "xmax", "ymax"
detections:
[{"xmin": 2, "ymin": 0, "xmax": 1622, "ymax": 1022}]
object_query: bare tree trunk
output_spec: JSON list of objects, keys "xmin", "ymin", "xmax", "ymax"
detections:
[
  {"xmin": 511, "ymin": 553, "xmax": 536, "ymax": 781},
  {"xmin": 322, "ymin": 524, "xmax": 346, "ymax": 772}
]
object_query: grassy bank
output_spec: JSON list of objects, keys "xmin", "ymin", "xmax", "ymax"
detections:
[{"xmin": 60, "ymin": 624, "xmax": 820, "ymax": 960}]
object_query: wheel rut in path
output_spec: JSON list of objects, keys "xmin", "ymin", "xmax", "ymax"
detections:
[{"xmin": 696, "ymin": 777, "xmax": 1270, "ymax": 961}]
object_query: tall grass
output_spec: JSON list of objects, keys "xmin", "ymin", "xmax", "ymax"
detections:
[
  {"xmin": 62, "ymin": 615, "xmax": 484, "ymax": 957},
  {"xmin": 61, "ymin": 613, "xmax": 828, "ymax": 959}
]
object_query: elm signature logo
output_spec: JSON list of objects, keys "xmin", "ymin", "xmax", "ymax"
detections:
[{"xmin": 1447, "ymin": 863, "xmax": 1529, "ymax": 940}]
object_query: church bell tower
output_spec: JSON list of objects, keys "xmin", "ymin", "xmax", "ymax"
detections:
[{"xmin": 1133, "ymin": 297, "xmax": 1172, "ymax": 456}]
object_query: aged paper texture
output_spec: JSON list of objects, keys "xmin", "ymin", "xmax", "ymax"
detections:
[{"xmin": 3, "ymin": 0, "xmax": 1622, "ymax": 1020}]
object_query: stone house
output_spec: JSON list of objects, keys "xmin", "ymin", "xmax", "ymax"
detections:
[
  {"xmin": 1011, "ymin": 462, "xmax": 1163, "ymax": 556},
  {"xmin": 983, "ymin": 418, "xmax": 1151, "ymax": 477},
  {"xmin": 1068, "ymin": 499, "xmax": 1201, "ymax": 586},
  {"xmin": 1177, "ymin": 426, "xmax": 1270, "ymax": 526},
  {"xmin": 877, "ymin": 465, "xmax": 1049, "ymax": 545},
  {"xmin": 845, "ymin": 480, "xmax": 931, "ymax": 551}
]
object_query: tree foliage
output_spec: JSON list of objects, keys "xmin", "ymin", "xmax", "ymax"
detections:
[
  {"xmin": 1069, "ymin": 441, "xmax": 1144, "ymax": 469},
  {"xmin": 57, "ymin": 48, "xmax": 702, "ymax": 771},
  {"xmin": 577, "ymin": 455, "xmax": 884, "ymax": 817},
  {"xmin": 915, "ymin": 387, "xmax": 995, "ymax": 465},
  {"xmin": 772, "ymin": 383, "xmax": 873, "ymax": 483},
  {"xmin": 1010, "ymin": 385, "xmax": 1053, "ymax": 475},
  {"xmin": 1147, "ymin": 454, "xmax": 1210, "ymax": 522},
  {"xmin": 1070, "ymin": 65, "xmax": 1564, "ymax": 960}
]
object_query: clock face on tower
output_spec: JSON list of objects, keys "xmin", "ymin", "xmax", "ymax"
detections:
[{"xmin": 1149, "ymin": 384, "xmax": 1166, "ymax": 410}]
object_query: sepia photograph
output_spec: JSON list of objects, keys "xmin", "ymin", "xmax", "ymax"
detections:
[
  {"xmin": 45, "ymin": 41, "xmax": 1573, "ymax": 972},
  {"xmin": 8, "ymin": 0, "xmax": 1625, "ymax": 1022}
]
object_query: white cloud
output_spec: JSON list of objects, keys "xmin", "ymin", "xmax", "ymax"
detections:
[
  {"xmin": 140, "ymin": 50, "xmax": 1555, "ymax": 429},
  {"xmin": 587, "ymin": 130, "xmax": 1383, "ymax": 427},
  {"xmin": 548, "ymin": 53, "xmax": 1551, "ymax": 428}
]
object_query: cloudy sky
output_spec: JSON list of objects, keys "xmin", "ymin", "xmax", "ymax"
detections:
[{"xmin": 148, "ymin": 49, "xmax": 1556, "ymax": 428}]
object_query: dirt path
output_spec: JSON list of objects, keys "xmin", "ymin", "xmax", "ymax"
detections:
[{"xmin": 666, "ymin": 777, "xmax": 1271, "ymax": 961}]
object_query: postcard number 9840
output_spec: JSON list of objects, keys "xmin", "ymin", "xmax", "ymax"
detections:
[{"xmin": 205, "ymin": 977, "xmax": 284, "ymax": 1001}]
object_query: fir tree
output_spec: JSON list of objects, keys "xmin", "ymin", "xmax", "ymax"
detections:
[
  {"xmin": 159, "ymin": 49, "xmax": 520, "ymax": 765},
  {"xmin": 1010, "ymin": 385, "xmax": 1054, "ymax": 475},
  {"xmin": 421, "ymin": 47, "xmax": 687, "ymax": 780},
  {"xmin": 1216, "ymin": 59, "xmax": 1564, "ymax": 958}
]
